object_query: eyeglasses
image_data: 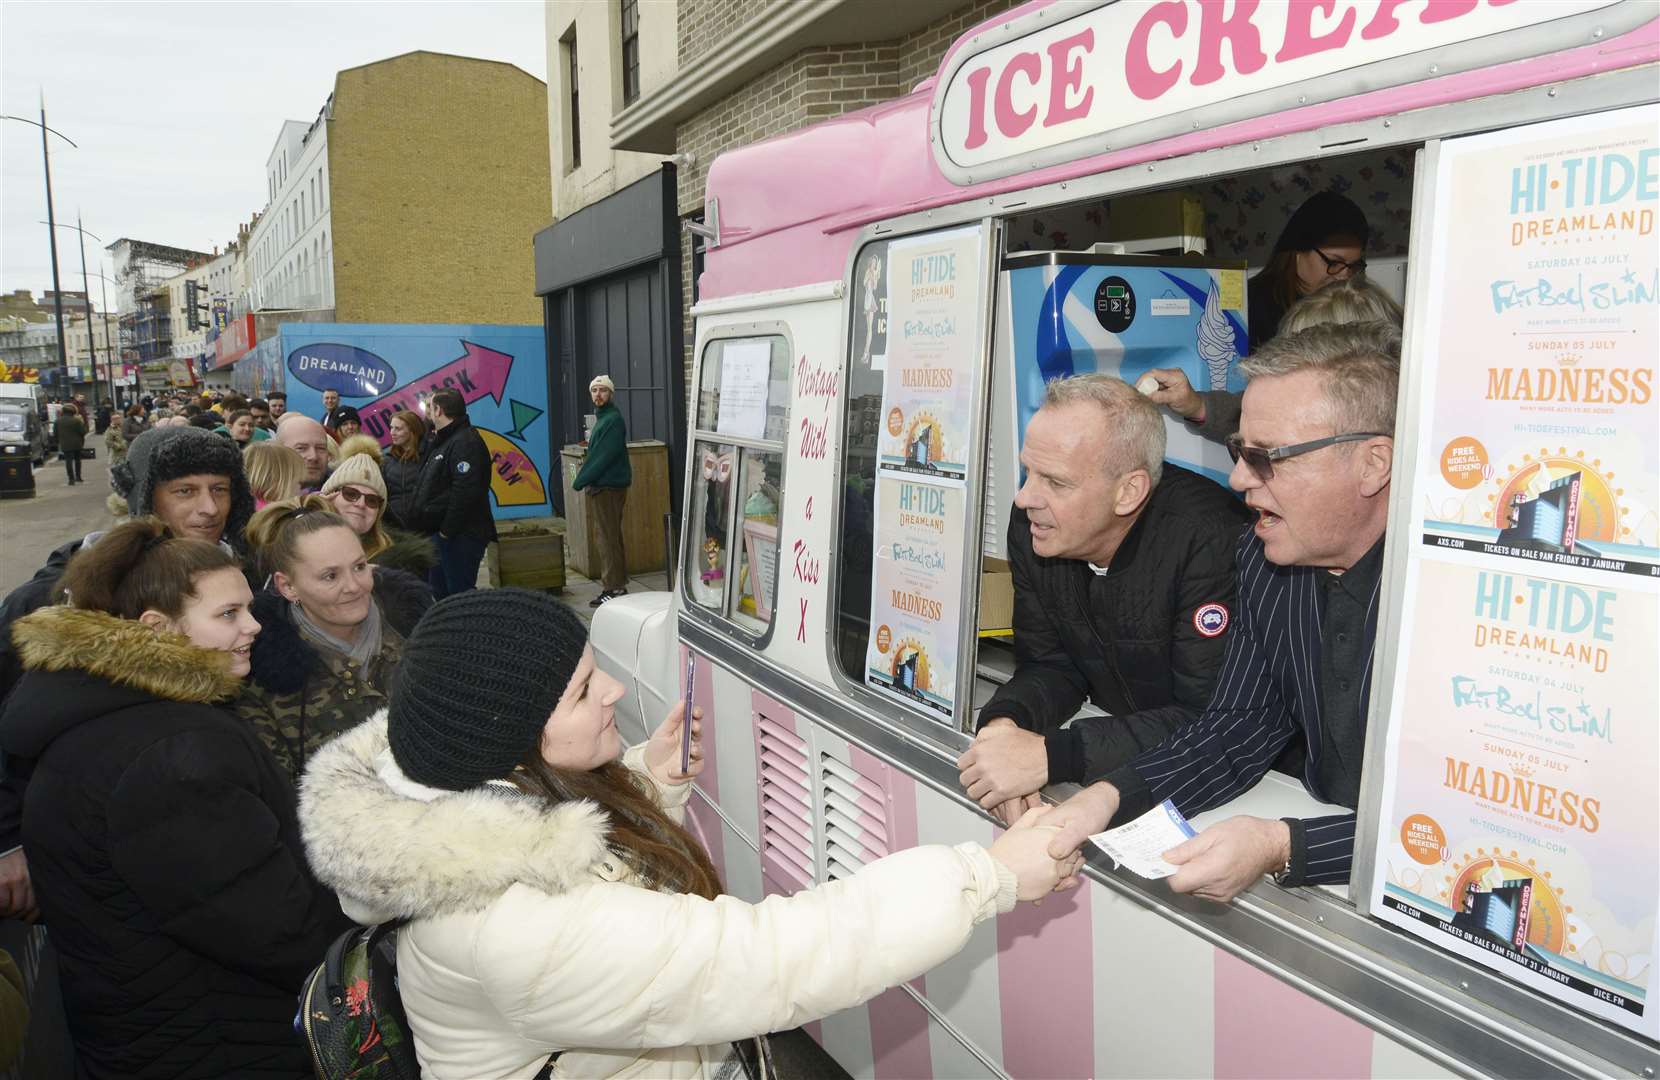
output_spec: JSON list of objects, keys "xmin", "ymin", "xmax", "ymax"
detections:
[
  {"xmin": 335, "ymin": 486, "xmax": 384, "ymax": 510},
  {"xmin": 1314, "ymin": 248, "xmax": 1367, "ymax": 276},
  {"xmin": 1226, "ymin": 432, "xmax": 1390, "ymax": 481}
]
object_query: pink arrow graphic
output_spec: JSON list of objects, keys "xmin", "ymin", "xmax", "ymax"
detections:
[{"xmin": 357, "ymin": 341, "xmax": 515, "ymax": 447}]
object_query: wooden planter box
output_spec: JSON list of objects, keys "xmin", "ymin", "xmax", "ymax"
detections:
[{"xmin": 498, "ymin": 528, "xmax": 566, "ymax": 591}]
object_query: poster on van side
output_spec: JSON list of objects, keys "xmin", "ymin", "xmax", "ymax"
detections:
[
  {"xmin": 876, "ymin": 227, "xmax": 983, "ymax": 482},
  {"xmin": 865, "ymin": 476, "xmax": 965, "ymax": 722},
  {"xmin": 1369, "ymin": 557, "xmax": 1659, "ymax": 1038},
  {"xmin": 1411, "ymin": 105, "xmax": 1659, "ymax": 579}
]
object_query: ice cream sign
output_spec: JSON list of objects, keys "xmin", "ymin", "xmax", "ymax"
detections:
[{"xmin": 931, "ymin": 0, "xmax": 1649, "ymax": 184}]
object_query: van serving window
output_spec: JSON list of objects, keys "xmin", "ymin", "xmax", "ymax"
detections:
[{"xmin": 684, "ymin": 334, "xmax": 790, "ymax": 636}]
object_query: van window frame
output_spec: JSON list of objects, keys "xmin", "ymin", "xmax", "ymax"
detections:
[
  {"xmin": 678, "ymin": 322, "xmax": 794, "ymax": 649},
  {"xmin": 825, "ymin": 219, "xmax": 1002, "ymax": 750}
]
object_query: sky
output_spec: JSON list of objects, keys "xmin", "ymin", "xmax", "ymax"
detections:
[{"xmin": 0, "ymin": 0, "xmax": 548, "ymax": 305}]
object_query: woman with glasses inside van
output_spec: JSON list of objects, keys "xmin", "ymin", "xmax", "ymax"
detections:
[{"xmin": 235, "ymin": 496, "xmax": 431, "ymax": 783}]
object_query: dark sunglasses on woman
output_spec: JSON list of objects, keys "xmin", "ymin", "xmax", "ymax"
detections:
[{"xmin": 336, "ymin": 486, "xmax": 385, "ymax": 510}]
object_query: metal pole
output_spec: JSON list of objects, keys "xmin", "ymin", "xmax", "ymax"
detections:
[
  {"xmin": 97, "ymin": 268, "xmax": 115, "ymax": 408},
  {"xmin": 74, "ymin": 212, "xmax": 101, "ymax": 412},
  {"xmin": 39, "ymin": 100, "xmax": 69, "ymax": 390}
]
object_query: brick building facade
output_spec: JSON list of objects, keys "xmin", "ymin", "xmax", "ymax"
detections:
[{"xmin": 331, "ymin": 52, "xmax": 551, "ymax": 325}]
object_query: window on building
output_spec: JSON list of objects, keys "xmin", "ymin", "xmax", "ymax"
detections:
[
  {"xmin": 620, "ymin": 0, "xmax": 641, "ymax": 106},
  {"xmin": 562, "ymin": 29, "xmax": 581, "ymax": 170},
  {"xmin": 684, "ymin": 334, "xmax": 791, "ymax": 637}
]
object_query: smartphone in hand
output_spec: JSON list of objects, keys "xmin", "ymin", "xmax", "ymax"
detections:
[{"xmin": 681, "ymin": 651, "xmax": 697, "ymax": 776}]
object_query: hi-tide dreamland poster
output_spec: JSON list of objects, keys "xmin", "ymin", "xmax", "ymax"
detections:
[
  {"xmin": 1370, "ymin": 108, "xmax": 1658, "ymax": 1039},
  {"xmin": 866, "ymin": 226, "xmax": 984, "ymax": 722}
]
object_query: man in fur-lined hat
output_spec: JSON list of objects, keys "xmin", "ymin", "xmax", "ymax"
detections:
[{"xmin": 0, "ymin": 425, "xmax": 256, "ymax": 920}]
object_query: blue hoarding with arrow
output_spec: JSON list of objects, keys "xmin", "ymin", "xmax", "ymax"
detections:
[{"xmin": 275, "ymin": 322, "xmax": 551, "ymax": 521}]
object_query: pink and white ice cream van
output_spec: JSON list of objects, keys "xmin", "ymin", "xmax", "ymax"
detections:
[{"xmin": 593, "ymin": 2, "xmax": 1660, "ymax": 1076}]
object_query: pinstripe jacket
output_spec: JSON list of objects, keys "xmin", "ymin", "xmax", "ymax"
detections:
[{"xmin": 1103, "ymin": 529, "xmax": 1386, "ymax": 886}]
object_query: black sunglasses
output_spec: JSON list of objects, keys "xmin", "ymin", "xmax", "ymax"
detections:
[
  {"xmin": 335, "ymin": 486, "xmax": 385, "ymax": 510},
  {"xmin": 1314, "ymin": 248, "xmax": 1367, "ymax": 276},
  {"xmin": 1226, "ymin": 432, "xmax": 1389, "ymax": 481}
]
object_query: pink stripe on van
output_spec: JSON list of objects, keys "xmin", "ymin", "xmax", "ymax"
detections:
[
  {"xmin": 683, "ymin": 649, "xmax": 725, "ymax": 874},
  {"xmin": 867, "ymin": 985, "xmax": 934, "ymax": 1080},
  {"xmin": 1214, "ymin": 949, "xmax": 1373, "ymax": 1079},
  {"xmin": 996, "ymin": 880, "xmax": 1094, "ymax": 1078}
]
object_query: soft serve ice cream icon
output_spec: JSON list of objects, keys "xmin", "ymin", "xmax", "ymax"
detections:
[{"xmin": 1195, "ymin": 280, "xmax": 1236, "ymax": 391}]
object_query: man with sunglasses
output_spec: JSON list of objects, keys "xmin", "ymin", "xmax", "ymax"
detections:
[
  {"xmin": 956, "ymin": 375, "xmax": 1251, "ymax": 826},
  {"xmin": 1040, "ymin": 322, "xmax": 1400, "ymax": 903}
]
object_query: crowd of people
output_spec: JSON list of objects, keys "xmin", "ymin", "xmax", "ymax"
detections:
[{"xmin": 0, "ymin": 190, "xmax": 1414, "ymax": 1076}]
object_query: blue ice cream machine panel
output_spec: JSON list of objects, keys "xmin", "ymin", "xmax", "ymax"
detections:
[{"xmin": 984, "ymin": 255, "xmax": 1248, "ymax": 558}]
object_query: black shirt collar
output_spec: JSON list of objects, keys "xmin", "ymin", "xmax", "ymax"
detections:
[{"xmin": 1326, "ymin": 533, "xmax": 1386, "ymax": 601}]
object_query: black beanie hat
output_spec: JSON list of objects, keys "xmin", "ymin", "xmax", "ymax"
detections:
[
  {"xmin": 389, "ymin": 588, "xmax": 592, "ymax": 790},
  {"xmin": 1273, "ymin": 191, "xmax": 1370, "ymax": 254}
]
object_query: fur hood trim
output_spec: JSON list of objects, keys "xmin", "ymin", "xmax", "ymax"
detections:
[
  {"xmin": 10, "ymin": 606, "xmax": 242, "ymax": 703},
  {"xmin": 299, "ymin": 712, "xmax": 612, "ymax": 920}
]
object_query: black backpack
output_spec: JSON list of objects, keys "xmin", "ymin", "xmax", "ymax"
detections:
[{"xmin": 297, "ymin": 921, "xmax": 420, "ymax": 1080}]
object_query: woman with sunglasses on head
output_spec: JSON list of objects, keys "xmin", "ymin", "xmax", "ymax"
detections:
[
  {"xmin": 0, "ymin": 518, "xmax": 348, "ymax": 1079},
  {"xmin": 236, "ymin": 496, "xmax": 431, "ymax": 784},
  {"xmin": 301, "ymin": 589, "xmax": 1071, "ymax": 1080}
]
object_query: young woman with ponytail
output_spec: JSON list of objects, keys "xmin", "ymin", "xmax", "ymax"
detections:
[
  {"xmin": 301, "ymin": 588, "xmax": 1072, "ymax": 1080},
  {"xmin": 236, "ymin": 496, "xmax": 430, "ymax": 783},
  {"xmin": 0, "ymin": 518, "xmax": 348, "ymax": 1080}
]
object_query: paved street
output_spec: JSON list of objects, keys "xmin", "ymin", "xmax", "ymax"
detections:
[{"xmin": 1, "ymin": 451, "xmax": 113, "ymax": 596}]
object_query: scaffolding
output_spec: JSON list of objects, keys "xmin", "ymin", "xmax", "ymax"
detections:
[{"xmin": 107, "ymin": 238, "xmax": 211, "ymax": 367}]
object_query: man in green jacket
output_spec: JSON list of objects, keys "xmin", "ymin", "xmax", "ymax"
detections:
[
  {"xmin": 572, "ymin": 374, "xmax": 632, "ymax": 606},
  {"xmin": 54, "ymin": 402, "xmax": 86, "ymax": 485}
]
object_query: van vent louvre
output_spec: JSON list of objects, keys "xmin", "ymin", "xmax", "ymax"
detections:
[
  {"xmin": 821, "ymin": 753, "xmax": 890, "ymax": 882},
  {"xmin": 757, "ymin": 716, "xmax": 816, "ymax": 890}
]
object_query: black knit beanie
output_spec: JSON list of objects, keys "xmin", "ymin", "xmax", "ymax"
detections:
[
  {"xmin": 1273, "ymin": 191, "xmax": 1370, "ymax": 254},
  {"xmin": 389, "ymin": 588, "xmax": 593, "ymax": 791}
]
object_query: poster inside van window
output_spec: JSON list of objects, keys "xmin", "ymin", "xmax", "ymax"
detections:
[
  {"xmin": 1411, "ymin": 104, "xmax": 1659, "ymax": 579},
  {"xmin": 864, "ymin": 225, "xmax": 984, "ymax": 722},
  {"xmin": 1370, "ymin": 107, "xmax": 1660, "ymax": 1041},
  {"xmin": 875, "ymin": 227, "xmax": 983, "ymax": 484},
  {"xmin": 865, "ymin": 477, "xmax": 966, "ymax": 720}
]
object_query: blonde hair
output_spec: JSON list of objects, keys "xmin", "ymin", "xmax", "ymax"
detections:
[
  {"xmin": 242, "ymin": 441, "xmax": 305, "ymax": 505},
  {"xmin": 1279, "ymin": 276, "xmax": 1403, "ymax": 336},
  {"xmin": 243, "ymin": 495, "xmax": 360, "ymax": 581},
  {"xmin": 1041, "ymin": 373, "xmax": 1167, "ymax": 486},
  {"xmin": 1238, "ymin": 321, "xmax": 1401, "ymax": 435}
]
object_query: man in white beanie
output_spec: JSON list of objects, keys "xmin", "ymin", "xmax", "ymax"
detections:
[{"xmin": 571, "ymin": 374, "xmax": 632, "ymax": 606}]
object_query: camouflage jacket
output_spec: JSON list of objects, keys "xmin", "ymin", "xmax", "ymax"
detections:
[{"xmin": 235, "ymin": 568, "xmax": 431, "ymax": 784}]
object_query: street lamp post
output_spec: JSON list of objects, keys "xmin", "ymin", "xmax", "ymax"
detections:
[
  {"xmin": 3, "ymin": 102, "xmax": 78, "ymax": 394},
  {"xmin": 39, "ymin": 217, "xmax": 110, "ymax": 411}
]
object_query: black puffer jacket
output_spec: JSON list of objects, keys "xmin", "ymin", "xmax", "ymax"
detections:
[
  {"xmin": 982, "ymin": 464, "xmax": 1251, "ymax": 784},
  {"xmin": 411, "ymin": 416, "xmax": 496, "ymax": 542},
  {"xmin": 0, "ymin": 606, "xmax": 348, "ymax": 1079},
  {"xmin": 381, "ymin": 450, "xmax": 424, "ymax": 531}
]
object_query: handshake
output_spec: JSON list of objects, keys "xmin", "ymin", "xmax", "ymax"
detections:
[{"xmin": 980, "ymin": 784, "xmax": 1121, "ymax": 902}]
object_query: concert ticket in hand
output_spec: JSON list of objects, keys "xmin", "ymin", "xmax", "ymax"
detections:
[{"xmin": 1088, "ymin": 800, "xmax": 1197, "ymax": 879}]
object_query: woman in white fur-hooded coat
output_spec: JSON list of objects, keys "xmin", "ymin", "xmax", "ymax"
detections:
[{"xmin": 299, "ymin": 589, "xmax": 1070, "ymax": 1080}]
